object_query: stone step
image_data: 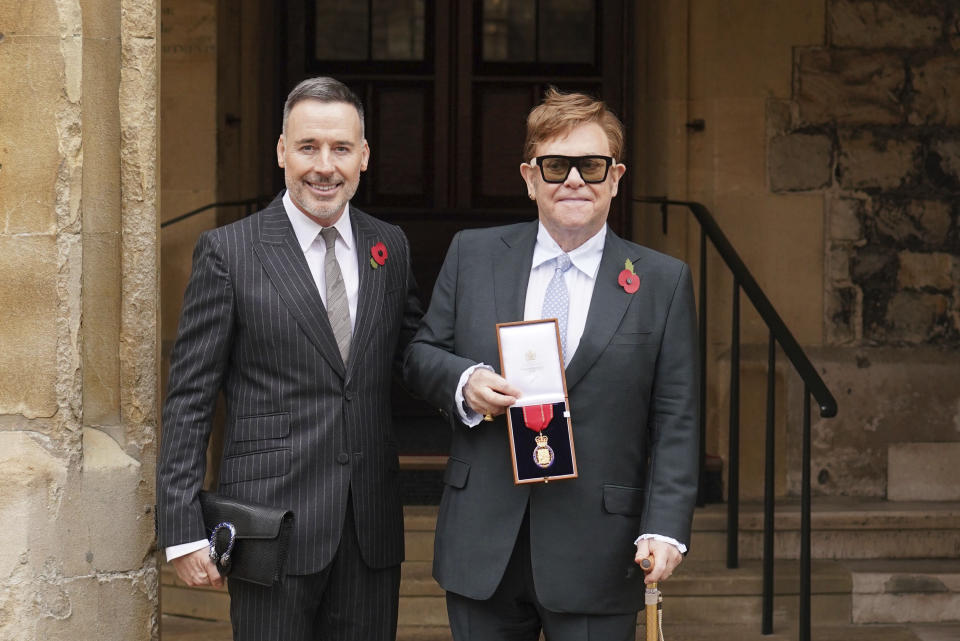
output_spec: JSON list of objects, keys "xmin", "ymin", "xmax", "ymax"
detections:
[
  {"xmin": 404, "ymin": 505, "xmax": 438, "ymax": 561},
  {"xmin": 689, "ymin": 499, "xmax": 960, "ymax": 561},
  {"xmin": 888, "ymin": 443, "xmax": 960, "ymax": 501},
  {"xmin": 638, "ymin": 623, "xmax": 960, "ymax": 641},
  {"xmin": 406, "ymin": 499, "xmax": 960, "ymax": 563},
  {"xmin": 846, "ymin": 559, "xmax": 960, "ymax": 624},
  {"xmin": 162, "ymin": 558, "xmax": 960, "ymax": 629},
  {"xmin": 397, "ymin": 625, "xmax": 453, "ymax": 641},
  {"xmin": 160, "ymin": 564, "xmax": 230, "ymax": 620},
  {"xmin": 162, "ymin": 558, "xmax": 852, "ymax": 627},
  {"xmin": 160, "ymin": 499, "xmax": 960, "ymax": 629},
  {"xmin": 398, "ymin": 558, "xmax": 852, "ymax": 626}
]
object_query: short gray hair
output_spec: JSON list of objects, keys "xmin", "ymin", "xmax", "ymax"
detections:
[{"xmin": 282, "ymin": 77, "xmax": 365, "ymax": 138}]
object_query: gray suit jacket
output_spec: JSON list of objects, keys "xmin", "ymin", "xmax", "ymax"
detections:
[
  {"xmin": 403, "ymin": 221, "xmax": 698, "ymax": 614},
  {"xmin": 156, "ymin": 194, "xmax": 422, "ymax": 574}
]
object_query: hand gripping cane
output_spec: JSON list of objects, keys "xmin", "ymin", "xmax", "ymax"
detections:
[{"xmin": 639, "ymin": 555, "xmax": 664, "ymax": 641}]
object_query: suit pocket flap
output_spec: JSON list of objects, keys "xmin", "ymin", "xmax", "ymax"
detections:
[
  {"xmin": 233, "ymin": 413, "xmax": 290, "ymax": 441},
  {"xmin": 602, "ymin": 484, "xmax": 645, "ymax": 516},
  {"xmin": 220, "ymin": 448, "xmax": 291, "ymax": 484},
  {"xmin": 443, "ymin": 457, "xmax": 470, "ymax": 489},
  {"xmin": 609, "ymin": 331, "xmax": 656, "ymax": 345}
]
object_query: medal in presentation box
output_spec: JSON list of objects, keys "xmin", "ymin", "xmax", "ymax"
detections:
[{"xmin": 496, "ymin": 319, "xmax": 578, "ymax": 484}]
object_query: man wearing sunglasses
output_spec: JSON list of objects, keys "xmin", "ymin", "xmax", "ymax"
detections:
[{"xmin": 404, "ymin": 88, "xmax": 699, "ymax": 641}]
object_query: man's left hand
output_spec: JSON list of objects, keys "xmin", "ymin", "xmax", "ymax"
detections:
[{"xmin": 635, "ymin": 539, "xmax": 682, "ymax": 584}]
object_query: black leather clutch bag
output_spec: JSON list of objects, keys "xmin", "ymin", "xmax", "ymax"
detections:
[{"xmin": 199, "ymin": 491, "xmax": 294, "ymax": 586}]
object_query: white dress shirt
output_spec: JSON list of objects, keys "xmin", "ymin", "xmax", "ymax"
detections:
[
  {"xmin": 165, "ymin": 195, "xmax": 360, "ymax": 562},
  {"xmin": 284, "ymin": 192, "xmax": 359, "ymax": 330},
  {"xmin": 454, "ymin": 223, "xmax": 605, "ymax": 425},
  {"xmin": 523, "ymin": 223, "xmax": 605, "ymax": 363},
  {"xmin": 453, "ymin": 222, "xmax": 687, "ymax": 554}
]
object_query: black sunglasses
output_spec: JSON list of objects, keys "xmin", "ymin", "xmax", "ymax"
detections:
[{"xmin": 533, "ymin": 155, "xmax": 614, "ymax": 183}]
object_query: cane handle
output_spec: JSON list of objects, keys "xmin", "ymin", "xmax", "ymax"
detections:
[{"xmin": 639, "ymin": 554, "xmax": 654, "ymax": 572}]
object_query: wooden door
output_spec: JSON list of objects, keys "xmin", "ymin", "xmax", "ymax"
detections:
[{"xmin": 277, "ymin": 0, "xmax": 633, "ymax": 476}]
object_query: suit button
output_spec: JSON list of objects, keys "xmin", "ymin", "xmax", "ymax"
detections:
[
  {"xmin": 337, "ymin": 453, "xmax": 350, "ymax": 465},
  {"xmin": 344, "ymin": 390, "xmax": 353, "ymax": 401}
]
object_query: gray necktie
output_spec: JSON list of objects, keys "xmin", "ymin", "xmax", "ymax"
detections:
[
  {"xmin": 320, "ymin": 227, "xmax": 351, "ymax": 363},
  {"xmin": 541, "ymin": 253, "xmax": 573, "ymax": 358}
]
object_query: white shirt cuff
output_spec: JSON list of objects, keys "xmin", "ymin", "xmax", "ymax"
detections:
[
  {"xmin": 455, "ymin": 363, "xmax": 494, "ymax": 427},
  {"xmin": 166, "ymin": 538, "xmax": 210, "ymax": 562},
  {"xmin": 634, "ymin": 533, "xmax": 688, "ymax": 555}
]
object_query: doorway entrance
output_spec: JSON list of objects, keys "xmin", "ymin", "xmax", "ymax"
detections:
[{"xmin": 213, "ymin": 0, "xmax": 634, "ymax": 493}]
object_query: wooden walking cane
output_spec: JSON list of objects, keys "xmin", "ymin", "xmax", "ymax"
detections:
[{"xmin": 639, "ymin": 555, "xmax": 663, "ymax": 641}]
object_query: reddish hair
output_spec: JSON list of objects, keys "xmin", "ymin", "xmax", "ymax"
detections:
[{"xmin": 523, "ymin": 88, "xmax": 624, "ymax": 161}]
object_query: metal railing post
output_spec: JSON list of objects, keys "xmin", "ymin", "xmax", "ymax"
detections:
[
  {"xmin": 697, "ymin": 229, "xmax": 708, "ymax": 506},
  {"xmin": 727, "ymin": 281, "xmax": 740, "ymax": 569},
  {"xmin": 762, "ymin": 334, "xmax": 776, "ymax": 635},
  {"xmin": 800, "ymin": 386, "xmax": 812, "ymax": 641}
]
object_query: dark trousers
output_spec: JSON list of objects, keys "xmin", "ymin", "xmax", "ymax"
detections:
[
  {"xmin": 227, "ymin": 496, "xmax": 400, "ymax": 641},
  {"xmin": 445, "ymin": 512, "xmax": 637, "ymax": 641}
]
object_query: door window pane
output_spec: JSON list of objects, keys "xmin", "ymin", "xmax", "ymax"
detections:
[
  {"xmin": 372, "ymin": 0, "xmax": 425, "ymax": 60},
  {"xmin": 477, "ymin": 87, "xmax": 533, "ymax": 199},
  {"xmin": 314, "ymin": 0, "xmax": 369, "ymax": 60},
  {"xmin": 538, "ymin": 0, "xmax": 594, "ymax": 63},
  {"xmin": 482, "ymin": 0, "xmax": 535, "ymax": 62},
  {"xmin": 374, "ymin": 87, "xmax": 429, "ymax": 198},
  {"xmin": 482, "ymin": 0, "xmax": 595, "ymax": 64}
]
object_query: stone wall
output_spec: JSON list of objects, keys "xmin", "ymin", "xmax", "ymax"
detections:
[
  {"xmin": 636, "ymin": 0, "xmax": 960, "ymax": 500},
  {"xmin": 0, "ymin": 0, "xmax": 159, "ymax": 639},
  {"xmin": 768, "ymin": 0, "xmax": 960, "ymax": 497},
  {"xmin": 769, "ymin": 0, "xmax": 960, "ymax": 347},
  {"xmin": 634, "ymin": 0, "xmax": 827, "ymax": 498}
]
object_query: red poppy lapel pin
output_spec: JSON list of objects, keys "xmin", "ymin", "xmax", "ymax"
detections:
[
  {"xmin": 370, "ymin": 242, "xmax": 388, "ymax": 269},
  {"xmin": 618, "ymin": 259, "xmax": 641, "ymax": 294}
]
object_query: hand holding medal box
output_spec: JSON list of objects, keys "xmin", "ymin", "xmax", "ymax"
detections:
[{"xmin": 496, "ymin": 319, "xmax": 578, "ymax": 484}]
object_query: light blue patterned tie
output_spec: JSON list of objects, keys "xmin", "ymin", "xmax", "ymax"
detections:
[{"xmin": 541, "ymin": 253, "xmax": 573, "ymax": 359}]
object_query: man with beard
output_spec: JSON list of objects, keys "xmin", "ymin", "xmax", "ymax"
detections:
[{"xmin": 157, "ymin": 77, "xmax": 422, "ymax": 641}]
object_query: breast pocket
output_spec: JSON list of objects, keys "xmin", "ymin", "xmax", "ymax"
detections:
[{"xmin": 609, "ymin": 330, "xmax": 657, "ymax": 346}]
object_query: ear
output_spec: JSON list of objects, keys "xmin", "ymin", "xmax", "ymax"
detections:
[
  {"xmin": 609, "ymin": 162, "xmax": 626, "ymax": 197},
  {"xmin": 360, "ymin": 139, "xmax": 370, "ymax": 172},
  {"xmin": 276, "ymin": 135, "xmax": 286, "ymax": 168},
  {"xmin": 520, "ymin": 162, "xmax": 538, "ymax": 196}
]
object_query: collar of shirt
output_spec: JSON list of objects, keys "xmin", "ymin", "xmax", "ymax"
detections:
[
  {"xmin": 530, "ymin": 222, "xmax": 606, "ymax": 279},
  {"xmin": 282, "ymin": 191, "xmax": 355, "ymax": 254}
]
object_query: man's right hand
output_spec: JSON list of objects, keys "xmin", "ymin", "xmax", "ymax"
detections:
[
  {"xmin": 171, "ymin": 547, "xmax": 223, "ymax": 588},
  {"xmin": 463, "ymin": 368, "xmax": 521, "ymax": 418}
]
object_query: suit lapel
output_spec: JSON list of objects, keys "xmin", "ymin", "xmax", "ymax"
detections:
[
  {"xmin": 252, "ymin": 198, "xmax": 346, "ymax": 377},
  {"xmin": 564, "ymin": 230, "xmax": 640, "ymax": 390},
  {"xmin": 346, "ymin": 209, "xmax": 384, "ymax": 378},
  {"xmin": 493, "ymin": 221, "xmax": 538, "ymax": 323}
]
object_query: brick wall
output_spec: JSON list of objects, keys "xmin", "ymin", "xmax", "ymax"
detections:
[{"xmin": 768, "ymin": 0, "xmax": 960, "ymax": 346}]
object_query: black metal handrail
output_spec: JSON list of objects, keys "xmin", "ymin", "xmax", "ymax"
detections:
[
  {"xmin": 634, "ymin": 196, "xmax": 837, "ymax": 641},
  {"xmin": 160, "ymin": 197, "xmax": 270, "ymax": 228}
]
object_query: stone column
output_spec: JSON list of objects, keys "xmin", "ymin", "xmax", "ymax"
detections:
[{"xmin": 0, "ymin": 0, "xmax": 159, "ymax": 639}]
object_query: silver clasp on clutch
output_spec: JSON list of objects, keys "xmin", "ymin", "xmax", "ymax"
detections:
[{"xmin": 209, "ymin": 521, "xmax": 237, "ymax": 572}]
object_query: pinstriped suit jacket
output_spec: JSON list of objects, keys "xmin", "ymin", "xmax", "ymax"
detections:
[{"xmin": 156, "ymin": 193, "xmax": 422, "ymax": 574}]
